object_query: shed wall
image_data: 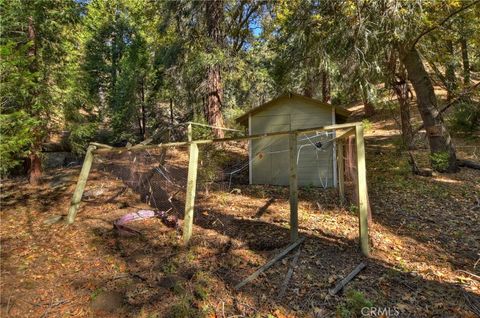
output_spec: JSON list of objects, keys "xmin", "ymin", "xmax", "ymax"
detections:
[{"xmin": 250, "ymin": 96, "xmax": 334, "ymax": 187}]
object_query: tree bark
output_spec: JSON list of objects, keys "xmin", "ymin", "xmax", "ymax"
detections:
[
  {"xmin": 140, "ymin": 77, "xmax": 146, "ymax": 139},
  {"xmin": 303, "ymin": 71, "xmax": 314, "ymax": 98},
  {"xmin": 445, "ymin": 40, "xmax": 457, "ymax": 101},
  {"xmin": 360, "ymin": 82, "xmax": 375, "ymax": 116},
  {"xmin": 393, "ymin": 70, "xmax": 414, "ymax": 148},
  {"xmin": 27, "ymin": 16, "xmax": 42, "ymax": 184},
  {"xmin": 111, "ymin": 11, "xmax": 120, "ymax": 93},
  {"xmin": 111, "ymin": 32, "xmax": 118, "ymax": 93},
  {"xmin": 400, "ymin": 47, "xmax": 458, "ymax": 172},
  {"xmin": 460, "ymin": 37, "xmax": 470, "ymax": 85},
  {"xmin": 205, "ymin": 0, "xmax": 226, "ymax": 138},
  {"xmin": 321, "ymin": 71, "xmax": 331, "ymax": 103},
  {"xmin": 170, "ymin": 97, "xmax": 174, "ymax": 126},
  {"xmin": 28, "ymin": 153, "xmax": 42, "ymax": 185}
]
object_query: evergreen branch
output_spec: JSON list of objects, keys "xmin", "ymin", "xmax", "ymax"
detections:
[{"xmin": 410, "ymin": 0, "xmax": 480, "ymax": 49}]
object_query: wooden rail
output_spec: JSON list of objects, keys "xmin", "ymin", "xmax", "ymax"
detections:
[
  {"xmin": 92, "ymin": 123, "xmax": 361, "ymax": 154},
  {"xmin": 65, "ymin": 122, "xmax": 370, "ymax": 256}
]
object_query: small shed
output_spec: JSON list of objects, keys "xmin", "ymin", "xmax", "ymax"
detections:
[{"xmin": 236, "ymin": 93, "xmax": 350, "ymax": 187}]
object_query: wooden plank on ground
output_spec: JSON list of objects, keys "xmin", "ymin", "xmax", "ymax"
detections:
[
  {"xmin": 235, "ymin": 237, "xmax": 305, "ymax": 290},
  {"xmin": 329, "ymin": 262, "xmax": 367, "ymax": 295},
  {"xmin": 277, "ymin": 245, "xmax": 302, "ymax": 299}
]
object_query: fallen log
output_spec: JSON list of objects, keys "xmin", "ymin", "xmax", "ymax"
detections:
[
  {"xmin": 235, "ymin": 237, "xmax": 305, "ymax": 290},
  {"xmin": 458, "ymin": 159, "xmax": 480, "ymax": 170},
  {"xmin": 329, "ymin": 262, "xmax": 366, "ymax": 296}
]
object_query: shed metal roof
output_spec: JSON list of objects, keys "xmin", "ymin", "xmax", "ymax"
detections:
[{"xmin": 235, "ymin": 92, "xmax": 351, "ymax": 126}]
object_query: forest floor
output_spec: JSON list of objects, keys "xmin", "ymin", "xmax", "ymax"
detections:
[{"xmin": 1, "ymin": 106, "xmax": 480, "ymax": 317}]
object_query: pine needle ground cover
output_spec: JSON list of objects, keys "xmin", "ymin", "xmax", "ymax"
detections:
[{"xmin": 1, "ymin": 114, "xmax": 479, "ymax": 317}]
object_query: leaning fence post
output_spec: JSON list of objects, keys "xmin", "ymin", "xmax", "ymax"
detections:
[
  {"xmin": 66, "ymin": 145, "xmax": 96, "ymax": 224},
  {"xmin": 187, "ymin": 122, "xmax": 192, "ymax": 142},
  {"xmin": 289, "ymin": 132, "xmax": 299, "ymax": 242},
  {"xmin": 183, "ymin": 140, "xmax": 199, "ymax": 244},
  {"xmin": 355, "ymin": 125, "xmax": 369, "ymax": 256}
]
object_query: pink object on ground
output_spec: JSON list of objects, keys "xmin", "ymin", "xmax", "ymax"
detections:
[{"xmin": 113, "ymin": 209, "xmax": 177, "ymax": 235}]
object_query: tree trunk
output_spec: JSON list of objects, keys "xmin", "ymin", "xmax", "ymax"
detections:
[
  {"xmin": 111, "ymin": 12, "xmax": 120, "ymax": 93},
  {"xmin": 393, "ymin": 71, "xmax": 414, "ymax": 148},
  {"xmin": 168, "ymin": 98, "xmax": 174, "ymax": 140},
  {"xmin": 460, "ymin": 37, "xmax": 470, "ymax": 85},
  {"xmin": 321, "ymin": 71, "xmax": 331, "ymax": 103},
  {"xmin": 303, "ymin": 69, "xmax": 319, "ymax": 98},
  {"xmin": 140, "ymin": 77, "xmax": 146, "ymax": 139},
  {"xmin": 303, "ymin": 73, "xmax": 314, "ymax": 97},
  {"xmin": 445, "ymin": 40, "xmax": 457, "ymax": 101},
  {"xmin": 27, "ymin": 153, "xmax": 42, "ymax": 185},
  {"xmin": 170, "ymin": 97, "xmax": 174, "ymax": 126},
  {"xmin": 400, "ymin": 47, "xmax": 458, "ymax": 172},
  {"xmin": 27, "ymin": 16, "xmax": 42, "ymax": 184},
  {"xmin": 205, "ymin": 0, "xmax": 225, "ymax": 138},
  {"xmin": 111, "ymin": 32, "xmax": 118, "ymax": 92},
  {"xmin": 360, "ymin": 82, "xmax": 375, "ymax": 116}
]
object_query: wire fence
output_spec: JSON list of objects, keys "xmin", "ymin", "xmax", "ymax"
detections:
[{"xmin": 90, "ymin": 128, "xmax": 351, "ymax": 214}]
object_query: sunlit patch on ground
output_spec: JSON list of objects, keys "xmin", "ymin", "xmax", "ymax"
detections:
[{"xmin": 1, "ymin": 116, "xmax": 479, "ymax": 317}]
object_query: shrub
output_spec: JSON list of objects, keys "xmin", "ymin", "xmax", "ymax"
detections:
[
  {"xmin": 0, "ymin": 111, "xmax": 37, "ymax": 175},
  {"xmin": 430, "ymin": 151, "xmax": 450, "ymax": 172},
  {"xmin": 336, "ymin": 289, "xmax": 374, "ymax": 318},
  {"xmin": 68, "ymin": 122, "xmax": 98, "ymax": 155},
  {"xmin": 449, "ymin": 100, "xmax": 480, "ymax": 133},
  {"xmin": 362, "ymin": 119, "xmax": 373, "ymax": 132}
]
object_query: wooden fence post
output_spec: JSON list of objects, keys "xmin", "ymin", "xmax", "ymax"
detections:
[
  {"xmin": 183, "ymin": 141, "xmax": 199, "ymax": 244},
  {"xmin": 337, "ymin": 142, "xmax": 345, "ymax": 203},
  {"xmin": 187, "ymin": 122, "xmax": 192, "ymax": 142},
  {"xmin": 355, "ymin": 125, "xmax": 370, "ymax": 256},
  {"xmin": 289, "ymin": 133, "xmax": 298, "ymax": 242},
  {"xmin": 66, "ymin": 145, "xmax": 96, "ymax": 224}
]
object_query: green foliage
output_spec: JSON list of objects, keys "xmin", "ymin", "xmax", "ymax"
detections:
[
  {"xmin": 361, "ymin": 119, "xmax": 373, "ymax": 132},
  {"xmin": 336, "ymin": 289, "xmax": 374, "ymax": 318},
  {"xmin": 449, "ymin": 101, "xmax": 480, "ymax": 132},
  {"xmin": 430, "ymin": 152, "xmax": 450, "ymax": 172},
  {"xmin": 90, "ymin": 287, "xmax": 104, "ymax": 300},
  {"xmin": 68, "ymin": 123, "xmax": 99, "ymax": 155},
  {"xmin": 168, "ymin": 295, "xmax": 205, "ymax": 318},
  {"xmin": 1, "ymin": 0, "xmax": 479, "ymax": 179},
  {"xmin": 0, "ymin": 0, "xmax": 80, "ymax": 174},
  {"xmin": 192, "ymin": 271, "xmax": 213, "ymax": 301},
  {"xmin": 80, "ymin": 0, "xmax": 155, "ymax": 142},
  {"xmin": 376, "ymin": 100, "xmax": 398, "ymax": 112},
  {"xmin": 161, "ymin": 262, "xmax": 177, "ymax": 275},
  {"xmin": 0, "ymin": 111, "xmax": 38, "ymax": 174},
  {"xmin": 348, "ymin": 204, "xmax": 358, "ymax": 214}
]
